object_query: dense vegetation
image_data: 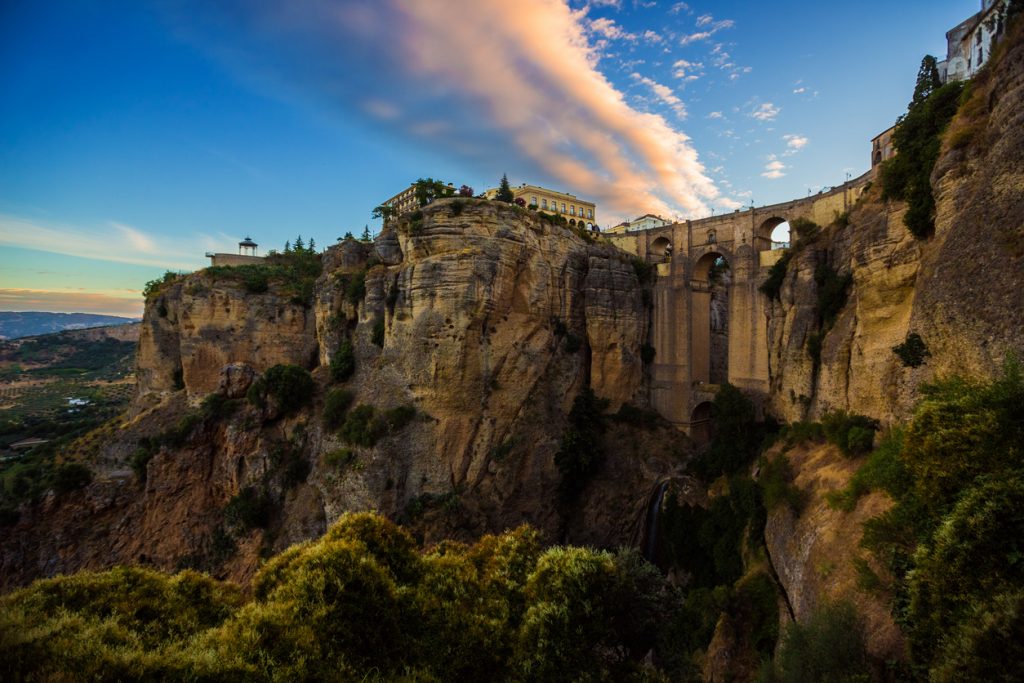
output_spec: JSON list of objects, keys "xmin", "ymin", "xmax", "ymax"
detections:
[
  {"xmin": 880, "ymin": 56, "xmax": 965, "ymax": 238},
  {"xmin": 201, "ymin": 242, "xmax": 323, "ymax": 305},
  {"xmin": 0, "ymin": 512, "xmax": 682, "ymax": 681}
]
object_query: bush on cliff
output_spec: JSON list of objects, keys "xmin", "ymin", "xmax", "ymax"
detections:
[
  {"xmin": 329, "ymin": 337, "xmax": 356, "ymax": 382},
  {"xmin": 246, "ymin": 364, "xmax": 314, "ymax": 416},
  {"xmin": 0, "ymin": 512, "xmax": 681, "ymax": 681},
  {"xmin": 555, "ymin": 388, "xmax": 610, "ymax": 497}
]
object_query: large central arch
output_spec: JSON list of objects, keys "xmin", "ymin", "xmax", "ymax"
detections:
[{"xmin": 690, "ymin": 250, "xmax": 731, "ymax": 386}]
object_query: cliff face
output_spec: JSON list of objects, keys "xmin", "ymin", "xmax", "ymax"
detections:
[
  {"xmin": 767, "ymin": 27, "xmax": 1024, "ymax": 424},
  {"xmin": 1, "ymin": 200, "xmax": 679, "ymax": 589}
]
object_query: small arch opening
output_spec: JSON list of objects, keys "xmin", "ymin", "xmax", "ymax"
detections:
[
  {"xmin": 690, "ymin": 401, "xmax": 716, "ymax": 445},
  {"xmin": 650, "ymin": 236, "xmax": 673, "ymax": 262}
]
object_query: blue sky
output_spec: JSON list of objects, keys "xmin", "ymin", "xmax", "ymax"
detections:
[{"xmin": 0, "ymin": 0, "xmax": 978, "ymax": 315}]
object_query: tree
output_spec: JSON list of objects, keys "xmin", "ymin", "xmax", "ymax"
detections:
[
  {"xmin": 372, "ymin": 204, "xmax": 398, "ymax": 223},
  {"xmin": 308, "ymin": 238, "xmax": 316, "ymax": 253},
  {"xmin": 294, "ymin": 235, "xmax": 305, "ymax": 252},
  {"xmin": 413, "ymin": 178, "xmax": 454, "ymax": 207},
  {"xmin": 458, "ymin": 184, "xmax": 474, "ymax": 197},
  {"xmin": 911, "ymin": 55, "xmax": 942, "ymax": 108},
  {"xmin": 284, "ymin": 240, "xmax": 291, "ymax": 253},
  {"xmin": 340, "ymin": 232, "xmax": 354, "ymax": 241},
  {"xmin": 495, "ymin": 174, "xmax": 514, "ymax": 203},
  {"xmin": 361, "ymin": 225, "xmax": 372, "ymax": 241}
]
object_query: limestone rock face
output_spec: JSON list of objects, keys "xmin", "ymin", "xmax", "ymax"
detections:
[
  {"xmin": 762, "ymin": 442, "xmax": 904, "ymax": 663},
  {"xmin": 1, "ymin": 200, "xmax": 662, "ymax": 589},
  {"xmin": 218, "ymin": 362, "xmax": 256, "ymax": 399},
  {"xmin": 767, "ymin": 30, "xmax": 1024, "ymax": 423},
  {"xmin": 136, "ymin": 280, "xmax": 318, "ymax": 403}
]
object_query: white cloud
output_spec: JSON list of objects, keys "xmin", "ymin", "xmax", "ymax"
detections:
[
  {"xmin": 679, "ymin": 31, "xmax": 711, "ymax": 45},
  {"xmin": 631, "ymin": 72, "xmax": 688, "ymax": 119},
  {"xmin": 696, "ymin": 14, "xmax": 713, "ymax": 27},
  {"xmin": 671, "ymin": 58, "xmax": 703, "ymax": 81},
  {"xmin": 750, "ymin": 102, "xmax": 781, "ymax": 121},
  {"xmin": 0, "ymin": 215, "xmax": 207, "ymax": 270},
  {"xmin": 669, "ymin": 2, "xmax": 691, "ymax": 15},
  {"xmin": 761, "ymin": 159, "xmax": 786, "ymax": 179},
  {"xmin": 589, "ymin": 17, "xmax": 636, "ymax": 41},
  {"xmin": 642, "ymin": 29, "xmax": 663, "ymax": 44},
  {"xmin": 784, "ymin": 134, "xmax": 808, "ymax": 150},
  {"xmin": 707, "ymin": 111, "xmax": 723, "ymax": 119},
  {"xmin": 590, "ymin": 0, "xmax": 622, "ymax": 7},
  {"xmin": 793, "ymin": 86, "xmax": 807, "ymax": 94}
]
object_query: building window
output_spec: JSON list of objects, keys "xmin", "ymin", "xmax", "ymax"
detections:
[
  {"xmin": 531, "ymin": 196, "xmax": 538, "ymax": 206},
  {"xmin": 587, "ymin": 209, "xmax": 593, "ymax": 218},
  {"xmin": 570, "ymin": 206, "xmax": 576, "ymax": 216},
  {"xmin": 561, "ymin": 203, "xmax": 566, "ymax": 213},
  {"xmin": 708, "ymin": 230, "xmax": 717, "ymax": 244},
  {"xmin": 542, "ymin": 199, "xmax": 548, "ymax": 209}
]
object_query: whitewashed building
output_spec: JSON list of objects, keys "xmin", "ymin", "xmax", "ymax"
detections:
[{"xmin": 939, "ymin": 0, "xmax": 1015, "ymax": 82}]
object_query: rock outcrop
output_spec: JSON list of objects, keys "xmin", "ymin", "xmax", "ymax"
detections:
[
  {"xmin": 1, "ymin": 200, "xmax": 678, "ymax": 590},
  {"xmin": 766, "ymin": 28, "xmax": 1024, "ymax": 424}
]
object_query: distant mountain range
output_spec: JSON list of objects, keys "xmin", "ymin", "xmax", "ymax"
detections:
[{"xmin": 0, "ymin": 312, "xmax": 141, "ymax": 340}]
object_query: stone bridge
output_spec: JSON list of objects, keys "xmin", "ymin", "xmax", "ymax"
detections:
[{"xmin": 607, "ymin": 171, "xmax": 873, "ymax": 439}]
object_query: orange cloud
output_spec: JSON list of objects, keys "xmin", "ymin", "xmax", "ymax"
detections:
[
  {"xmin": 0, "ymin": 289, "xmax": 144, "ymax": 317},
  {"xmin": 392, "ymin": 0, "xmax": 719, "ymax": 221}
]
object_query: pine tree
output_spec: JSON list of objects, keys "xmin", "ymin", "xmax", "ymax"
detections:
[
  {"xmin": 284, "ymin": 240, "xmax": 291, "ymax": 253},
  {"xmin": 910, "ymin": 55, "xmax": 942, "ymax": 108},
  {"xmin": 294, "ymin": 235, "xmax": 305, "ymax": 251},
  {"xmin": 496, "ymin": 174, "xmax": 514, "ymax": 203},
  {"xmin": 308, "ymin": 237, "xmax": 316, "ymax": 253},
  {"xmin": 361, "ymin": 225, "xmax": 372, "ymax": 241}
]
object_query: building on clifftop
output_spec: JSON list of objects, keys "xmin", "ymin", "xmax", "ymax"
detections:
[
  {"xmin": 206, "ymin": 237, "xmax": 264, "ymax": 267},
  {"xmin": 483, "ymin": 182, "xmax": 598, "ymax": 230}
]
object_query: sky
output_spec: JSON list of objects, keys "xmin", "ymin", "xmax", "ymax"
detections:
[{"xmin": 0, "ymin": 0, "xmax": 979, "ymax": 316}]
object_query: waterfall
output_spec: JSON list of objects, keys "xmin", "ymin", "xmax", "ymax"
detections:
[{"xmin": 642, "ymin": 481, "xmax": 670, "ymax": 563}]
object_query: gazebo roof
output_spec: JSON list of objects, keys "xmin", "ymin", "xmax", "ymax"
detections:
[{"xmin": 238, "ymin": 236, "xmax": 258, "ymax": 247}]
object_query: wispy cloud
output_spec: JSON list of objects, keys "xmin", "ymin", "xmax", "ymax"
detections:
[
  {"xmin": 672, "ymin": 58, "xmax": 703, "ymax": 81},
  {"xmin": 679, "ymin": 15, "xmax": 734, "ymax": 45},
  {"xmin": 588, "ymin": 17, "xmax": 636, "ymax": 41},
  {"xmin": 762, "ymin": 157, "xmax": 786, "ymax": 179},
  {"xmin": 783, "ymin": 134, "xmax": 809, "ymax": 150},
  {"xmin": 0, "ymin": 215, "xmax": 208, "ymax": 270},
  {"xmin": 170, "ymin": 0, "xmax": 722, "ymax": 221},
  {"xmin": 631, "ymin": 72, "xmax": 687, "ymax": 119},
  {"xmin": 750, "ymin": 102, "xmax": 781, "ymax": 121}
]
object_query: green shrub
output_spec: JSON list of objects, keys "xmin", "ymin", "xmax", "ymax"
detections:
[
  {"xmin": 892, "ymin": 332, "xmax": 930, "ymax": 368},
  {"xmin": 759, "ymin": 251, "xmax": 792, "ymax": 300},
  {"xmin": 323, "ymin": 388, "xmax": 355, "ymax": 430},
  {"xmin": 325, "ymin": 447, "xmax": 355, "ymax": 468},
  {"xmin": 344, "ymin": 269, "xmax": 366, "ymax": 307},
  {"xmin": 330, "ymin": 338, "xmax": 356, "ymax": 382},
  {"xmin": 906, "ymin": 475, "xmax": 1024, "ymax": 666},
  {"xmin": 449, "ymin": 199, "xmax": 465, "ymax": 216},
  {"xmin": 821, "ymin": 410, "xmax": 879, "ymax": 457},
  {"xmin": 130, "ymin": 446, "xmax": 155, "ymax": 482},
  {"xmin": 690, "ymin": 383, "xmax": 763, "ymax": 479},
  {"xmin": 339, "ymin": 404, "xmax": 378, "ymax": 447},
  {"xmin": 631, "ymin": 256, "xmax": 655, "ymax": 284},
  {"xmin": 247, "ymin": 365, "xmax": 314, "ymax": 415},
  {"xmin": 826, "ymin": 429, "xmax": 908, "ymax": 511},
  {"xmin": 224, "ymin": 487, "xmax": 272, "ymax": 531},
  {"xmin": 759, "ymin": 454, "xmax": 805, "ymax": 512},
  {"xmin": 372, "ymin": 405, "xmax": 416, "ymax": 437},
  {"xmin": 241, "ymin": 267, "xmax": 268, "ymax": 294},
  {"xmin": 814, "ymin": 262, "xmax": 852, "ymax": 327},
  {"xmin": 143, "ymin": 271, "xmax": 180, "ymax": 299},
  {"xmin": 781, "ymin": 421, "xmax": 825, "ymax": 447},
  {"xmin": 930, "ymin": 590, "xmax": 1024, "ymax": 683},
  {"xmin": 769, "ymin": 600, "xmax": 870, "ymax": 683},
  {"xmin": 371, "ymin": 316, "xmax": 385, "ymax": 347},
  {"xmin": 555, "ymin": 388, "xmax": 610, "ymax": 497},
  {"xmin": 52, "ymin": 462, "xmax": 92, "ymax": 494}
]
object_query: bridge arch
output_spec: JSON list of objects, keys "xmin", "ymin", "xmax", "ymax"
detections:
[
  {"xmin": 689, "ymin": 401, "xmax": 715, "ymax": 444},
  {"xmin": 650, "ymin": 236, "xmax": 673, "ymax": 262}
]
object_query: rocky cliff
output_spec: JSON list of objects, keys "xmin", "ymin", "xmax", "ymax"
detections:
[
  {"xmin": 766, "ymin": 27, "xmax": 1024, "ymax": 424},
  {"xmin": 0, "ymin": 200, "xmax": 688, "ymax": 589}
]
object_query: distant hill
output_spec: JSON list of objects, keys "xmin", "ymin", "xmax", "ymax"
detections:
[{"xmin": 0, "ymin": 312, "xmax": 140, "ymax": 340}]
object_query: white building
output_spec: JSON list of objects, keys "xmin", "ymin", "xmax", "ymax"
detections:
[
  {"xmin": 939, "ymin": 0, "xmax": 1014, "ymax": 82},
  {"xmin": 605, "ymin": 213, "xmax": 672, "ymax": 234}
]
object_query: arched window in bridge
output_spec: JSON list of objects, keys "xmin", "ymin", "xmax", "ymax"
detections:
[{"xmin": 707, "ymin": 230, "xmax": 717, "ymax": 244}]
